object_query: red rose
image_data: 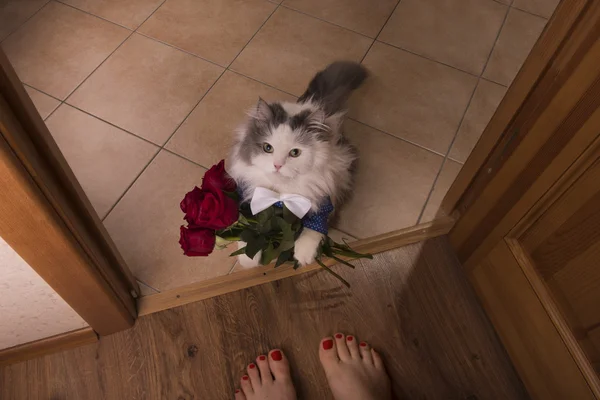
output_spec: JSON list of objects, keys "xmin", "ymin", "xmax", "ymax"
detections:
[
  {"xmin": 179, "ymin": 226, "xmax": 215, "ymax": 256},
  {"xmin": 202, "ymin": 160, "xmax": 236, "ymax": 192},
  {"xmin": 180, "ymin": 186, "xmax": 238, "ymax": 230}
]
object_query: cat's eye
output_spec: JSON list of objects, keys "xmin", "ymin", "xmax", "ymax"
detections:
[
  {"xmin": 289, "ymin": 149, "xmax": 302, "ymax": 158},
  {"xmin": 263, "ymin": 143, "xmax": 274, "ymax": 153}
]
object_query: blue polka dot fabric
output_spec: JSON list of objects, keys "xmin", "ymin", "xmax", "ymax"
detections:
[
  {"xmin": 301, "ymin": 198, "xmax": 334, "ymax": 235},
  {"xmin": 271, "ymin": 199, "xmax": 334, "ymax": 235}
]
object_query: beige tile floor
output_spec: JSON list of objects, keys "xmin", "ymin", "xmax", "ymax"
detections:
[{"xmin": 1, "ymin": 0, "xmax": 558, "ymax": 294}]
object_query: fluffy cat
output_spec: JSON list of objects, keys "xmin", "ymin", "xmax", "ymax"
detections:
[{"xmin": 228, "ymin": 61, "xmax": 367, "ymax": 267}]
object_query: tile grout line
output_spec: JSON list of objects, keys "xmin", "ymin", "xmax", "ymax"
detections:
[
  {"xmin": 63, "ymin": 0, "xmax": 169, "ymax": 103},
  {"xmin": 278, "ymin": 4, "xmax": 377, "ymax": 40},
  {"xmin": 415, "ymin": 81, "xmax": 479, "ymax": 224},
  {"xmin": 0, "ymin": 0, "xmax": 51, "ymax": 45},
  {"xmin": 53, "ymin": 0, "xmax": 136, "ymax": 31},
  {"xmin": 101, "ymin": 68, "xmax": 228, "ymax": 222},
  {"xmin": 101, "ymin": 147, "xmax": 162, "ymax": 222},
  {"xmin": 510, "ymin": 4, "xmax": 551, "ymax": 20},
  {"xmin": 40, "ymin": 0, "xmax": 169, "ymax": 124},
  {"xmin": 375, "ymin": 40, "xmax": 481, "ymax": 78},
  {"xmin": 22, "ymin": 83, "xmax": 62, "ymax": 102},
  {"xmin": 480, "ymin": 75, "xmax": 509, "ymax": 88},
  {"xmin": 225, "ymin": 1, "xmax": 282, "ymax": 69},
  {"xmin": 479, "ymin": 4, "xmax": 511, "ymax": 80},
  {"xmin": 360, "ymin": 0, "xmax": 402, "ymax": 63},
  {"xmin": 152, "ymin": 0, "xmax": 283, "ymax": 157},
  {"xmin": 347, "ymin": 118, "xmax": 447, "ymax": 157},
  {"xmin": 416, "ymin": 1, "xmax": 512, "ymax": 224},
  {"xmin": 135, "ymin": 31, "xmax": 227, "ymax": 69},
  {"xmin": 485, "ymin": 0, "xmax": 552, "ymax": 19}
]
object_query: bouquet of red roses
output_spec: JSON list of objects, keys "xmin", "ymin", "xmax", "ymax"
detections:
[{"xmin": 179, "ymin": 160, "xmax": 371, "ymax": 286}]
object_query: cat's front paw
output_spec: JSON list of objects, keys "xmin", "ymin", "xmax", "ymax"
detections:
[{"xmin": 294, "ymin": 229, "xmax": 324, "ymax": 266}]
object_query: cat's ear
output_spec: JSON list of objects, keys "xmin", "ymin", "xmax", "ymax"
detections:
[
  {"xmin": 250, "ymin": 97, "xmax": 273, "ymax": 122},
  {"xmin": 307, "ymin": 109, "xmax": 343, "ymax": 140},
  {"xmin": 324, "ymin": 112, "xmax": 344, "ymax": 135}
]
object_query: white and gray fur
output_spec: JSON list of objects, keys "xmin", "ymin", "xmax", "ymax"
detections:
[{"xmin": 228, "ymin": 61, "xmax": 367, "ymax": 267}]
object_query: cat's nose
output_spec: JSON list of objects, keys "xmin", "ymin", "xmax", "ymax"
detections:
[{"xmin": 274, "ymin": 164, "xmax": 282, "ymax": 171}]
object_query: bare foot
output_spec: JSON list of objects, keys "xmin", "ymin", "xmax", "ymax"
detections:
[
  {"xmin": 235, "ymin": 349, "xmax": 297, "ymax": 400},
  {"xmin": 319, "ymin": 333, "xmax": 392, "ymax": 400}
]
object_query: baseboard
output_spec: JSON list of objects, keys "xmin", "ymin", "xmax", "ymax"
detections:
[
  {"xmin": 0, "ymin": 327, "xmax": 98, "ymax": 367},
  {"xmin": 137, "ymin": 217, "xmax": 455, "ymax": 316}
]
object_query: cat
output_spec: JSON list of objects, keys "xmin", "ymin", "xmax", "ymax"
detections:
[{"xmin": 228, "ymin": 61, "xmax": 368, "ymax": 268}]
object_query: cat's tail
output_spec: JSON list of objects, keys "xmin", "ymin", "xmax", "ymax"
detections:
[{"xmin": 298, "ymin": 61, "xmax": 368, "ymax": 115}]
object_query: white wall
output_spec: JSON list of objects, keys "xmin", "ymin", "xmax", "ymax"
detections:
[{"xmin": 0, "ymin": 236, "xmax": 88, "ymax": 350}]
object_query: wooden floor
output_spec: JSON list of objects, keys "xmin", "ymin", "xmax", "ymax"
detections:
[{"xmin": 0, "ymin": 237, "xmax": 526, "ymax": 399}]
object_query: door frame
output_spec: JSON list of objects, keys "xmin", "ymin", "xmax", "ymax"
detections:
[
  {"xmin": 444, "ymin": 0, "xmax": 596, "ymax": 266},
  {"xmin": 444, "ymin": 0, "xmax": 600, "ymax": 397},
  {"xmin": 0, "ymin": 49, "xmax": 139, "ymax": 336}
]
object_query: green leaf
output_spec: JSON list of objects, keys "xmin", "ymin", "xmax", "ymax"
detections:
[
  {"xmin": 332, "ymin": 248, "xmax": 373, "ymax": 260},
  {"xmin": 240, "ymin": 228, "xmax": 255, "ymax": 243},
  {"xmin": 321, "ymin": 240, "xmax": 334, "ymax": 258},
  {"xmin": 261, "ymin": 243, "xmax": 278, "ymax": 265},
  {"xmin": 224, "ymin": 190, "xmax": 240, "ymax": 201},
  {"xmin": 230, "ymin": 246, "xmax": 247, "ymax": 256},
  {"xmin": 257, "ymin": 207, "xmax": 275, "ymax": 226},
  {"xmin": 330, "ymin": 254, "xmax": 356, "ymax": 269},
  {"xmin": 259, "ymin": 218, "xmax": 272, "ymax": 234},
  {"xmin": 273, "ymin": 216, "xmax": 295, "ymax": 243},
  {"xmin": 237, "ymin": 213, "xmax": 249, "ymax": 225},
  {"xmin": 275, "ymin": 249, "xmax": 293, "ymax": 268},
  {"xmin": 282, "ymin": 205, "xmax": 299, "ymax": 224},
  {"xmin": 315, "ymin": 258, "xmax": 350, "ymax": 287},
  {"xmin": 240, "ymin": 202, "xmax": 253, "ymax": 218},
  {"xmin": 245, "ymin": 235, "xmax": 267, "ymax": 259},
  {"xmin": 278, "ymin": 239, "xmax": 295, "ymax": 252}
]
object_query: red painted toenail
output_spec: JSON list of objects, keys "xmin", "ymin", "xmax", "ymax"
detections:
[
  {"xmin": 335, "ymin": 333, "xmax": 343, "ymax": 339},
  {"xmin": 249, "ymin": 364, "xmax": 255, "ymax": 369},
  {"xmin": 360, "ymin": 342, "xmax": 367, "ymax": 347},
  {"xmin": 235, "ymin": 389, "xmax": 240, "ymax": 393},
  {"xmin": 259, "ymin": 355, "xmax": 266, "ymax": 361},
  {"xmin": 323, "ymin": 339, "xmax": 334, "ymax": 350},
  {"xmin": 242, "ymin": 376, "xmax": 249, "ymax": 381},
  {"xmin": 347, "ymin": 336, "xmax": 354, "ymax": 341},
  {"xmin": 271, "ymin": 350, "xmax": 282, "ymax": 361}
]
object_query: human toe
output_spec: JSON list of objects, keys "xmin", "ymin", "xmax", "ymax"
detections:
[
  {"xmin": 240, "ymin": 374, "xmax": 253, "ymax": 396},
  {"xmin": 345, "ymin": 334, "xmax": 360, "ymax": 359},
  {"xmin": 247, "ymin": 362, "xmax": 261, "ymax": 388},
  {"xmin": 234, "ymin": 388, "xmax": 246, "ymax": 400},
  {"xmin": 359, "ymin": 341, "xmax": 374, "ymax": 364},
  {"xmin": 268, "ymin": 349, "xmax": 291, "ymax": 381},
  {"xmin": 256, "ymin": 354, "xmax": 272, "ymax": 384}
]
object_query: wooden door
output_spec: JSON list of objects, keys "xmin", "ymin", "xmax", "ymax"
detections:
[
  {"xmin": 445, "ymin": 0, "xmax": 600, "ymax": 398},
  {"xmin": 0, "ymin": 49, "xmax": 139, "ymax": 336}
]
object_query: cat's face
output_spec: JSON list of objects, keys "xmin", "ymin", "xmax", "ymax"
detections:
[
  {"xmin": 251, "ymin": 123, "xmax": 314, "ymax": 178},
  {"xmin": 239, "ymin": 99, "xmax": 337, "ymax": 179}
]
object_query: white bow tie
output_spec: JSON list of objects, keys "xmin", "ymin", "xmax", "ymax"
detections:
[{"xmin": 250, "ymin": 187, "xmax": 312, "ymax": 219}]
